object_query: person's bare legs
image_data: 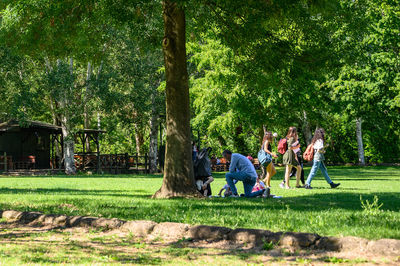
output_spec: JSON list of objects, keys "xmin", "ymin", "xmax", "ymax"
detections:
[
  {"xmin": 295, "ymin": 165, "xmax": 301, "ymax": 187},
  {"xmin": 265, "ymin": 162, "xmax": 277, "ymax": 187},
  {"xmin": 263, "ymin": 171, "xmax": 270, "ymax": 187},
  {"xmin": 285, "ymin": 165, "xmax": 292, "ymax": 188},
  {"xmin": 261, "ymin": 165, "xmax": 267, "ymax": 182},
  {"xmin": 264, "ymin": 162, "xmax": 272, "ymax": 187}
]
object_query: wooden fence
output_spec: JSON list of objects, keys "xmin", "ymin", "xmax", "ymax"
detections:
[
  {"xmin": 74, "ymin": 153, "xmax": 151, "ymax": 173},
  {"xmin": 0, "ymin": 152, "xmax": 12, "ymax": 172}
]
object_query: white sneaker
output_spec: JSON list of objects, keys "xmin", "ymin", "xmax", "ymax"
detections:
[{"xmin": 229, "ymin": 194, "xmax": 239, "ymax": 198}]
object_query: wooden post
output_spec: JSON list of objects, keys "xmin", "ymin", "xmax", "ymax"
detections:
[
  {"xmin": 82, "ymin": 134, "xmax": 86, "ymax": 171},
  {"xmin": 4, "ymin": 152, "xmax": 7, "ymax": 172},
  {"xmin": 51, "ymin": 134, "xmax": 54, "ymax": 169},
  {"xmin": 96, "ymin": 133, "xmax": 100, "ymax": 174}
]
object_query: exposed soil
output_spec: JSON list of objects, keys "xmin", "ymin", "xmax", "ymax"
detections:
[{"xmin": 0, "ymin": 222, "xmax": 398, "ymax": 265}]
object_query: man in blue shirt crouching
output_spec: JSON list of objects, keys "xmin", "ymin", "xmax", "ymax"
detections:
[{"xmin": 223, "ymin": 150, "xmax": 269, "ymax": 198}]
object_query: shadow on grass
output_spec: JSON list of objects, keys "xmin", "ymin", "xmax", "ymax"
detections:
[
  {"xmin": 0, "ymin": 187, "xmax": 153, "ymax": 199},
  {"xmin": 332, "ymin": 178, "xmax": 398, "ymax": 181},
  {"xmin": 0, "ymin": 174, "xmax": 163, "ymax": 179},
  {"xmin": 0, "ymin": 187, "xmax": 399, "ymax": 213}
]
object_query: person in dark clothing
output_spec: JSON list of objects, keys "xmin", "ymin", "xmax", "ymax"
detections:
[
  {"xmin": 280, "ymin": 139, "xmax": 305, "ymax": 188},
  {"xmin": 194, "ymin": 147, "xmax": 214, "ymax": 196}
]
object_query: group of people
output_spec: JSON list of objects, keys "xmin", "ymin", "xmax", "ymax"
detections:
[
  {"xmin": 223, "ymin": 127, "xmax": 340, "ymax": 198},
  {"xmin": 193, "ymin": 127, "xmax": 340, "ymax": 198}
]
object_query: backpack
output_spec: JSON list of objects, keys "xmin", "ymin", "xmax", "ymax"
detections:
[
  {"xmin": 277, "ymin": 138, "xmax": 288, "ymax": 155},
  {"xmin": 303, "ymin": 143, "xmax": 314, "ymax": 161},
  {"xmin": 257, "ymin": 142, "xmax": 272, "ymax": 166}
]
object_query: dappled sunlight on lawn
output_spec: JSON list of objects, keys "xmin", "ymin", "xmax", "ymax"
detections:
[{"xmin": 0, "ymin": 166, "xmax": 399, "ymax": 240}]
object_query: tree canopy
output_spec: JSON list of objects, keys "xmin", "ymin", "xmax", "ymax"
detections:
[{"xmin": 1, "ymin": 0, "xmax": 399, "ymax": 196}]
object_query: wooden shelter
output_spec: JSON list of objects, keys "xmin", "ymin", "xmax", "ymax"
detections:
[{"xmin": 0, "ymin": 120, "xmax": 104, "ymax": 171}]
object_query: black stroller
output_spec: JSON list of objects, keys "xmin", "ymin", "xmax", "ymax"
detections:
[{"xmin": 193, "ymin": 147, "xmax": 214, "ymax": 196}]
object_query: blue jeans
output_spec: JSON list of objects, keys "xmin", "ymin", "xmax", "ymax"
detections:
[
  {"xmin": 226, "ymin": 172, "xmax": 265, "ymax": 198},
  {"xmin": 306, "ymin": 160, "xmax": 332, "ymax": 185}
]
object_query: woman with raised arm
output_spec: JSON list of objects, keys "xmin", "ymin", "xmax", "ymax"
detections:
[{"xmin": 282, "ymin": 127, "xmax": 302, "ymax": 189}]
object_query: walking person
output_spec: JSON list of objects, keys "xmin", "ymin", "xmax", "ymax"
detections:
[
  {"xmin": 260, "ymin": 131, "xmax": 278, "ymax": 188},
  {"xmin": 279, "ymin": 137, "xmax": 305, "ymax": 188},
  {"xmin": 223, "ymin": 150, "xmax": 269, "ymax": 198},
  {"xmin": 282, "ymin": 127, "xmax": 302, "ymax": 189},
  {"xmin": 305, "ymin": 128, "xmax": 340, "ymax": 189}
]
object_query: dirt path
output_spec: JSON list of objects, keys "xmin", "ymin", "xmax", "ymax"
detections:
[{"xmin": 0, "ymin": 223, "xmax": 398, "ymax": 265}]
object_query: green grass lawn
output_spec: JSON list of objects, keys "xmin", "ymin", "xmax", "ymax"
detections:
[{"xmin": 0, "ymin": 166, "xmax": 399, "ymax": 240}]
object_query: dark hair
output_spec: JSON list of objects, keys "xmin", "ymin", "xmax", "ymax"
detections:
[
  {"xmin": 262, "ymin": 131, "xmax": 273, "ymax": 148},
  {"xmin": 222, "ymin": 150, "xmax": 232, "ymax": 157},
  {"xmin": 311, "ymin": 128, "xmax": 325, "ymax": 144},
  {"xmin": 286, "ymin": 127, "xmax": 298, "ymax": 140}
]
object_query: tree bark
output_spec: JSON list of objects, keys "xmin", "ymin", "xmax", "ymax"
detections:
[
  {"xmin": 84, "ymin": 62, "xmax": 92, "ymax": 152},
  {"xmin": 149, "ymin": 90, "xmax": 159, "ymax": 174},
  {"xmin": 153, "ymin": 1, "xmax": 199, "ymax": 198},
  {"xmin": 134, "ymin": 124, "xmax": 144, "ymax": 156},
  {"xmin": 233, "ymin": 125, "xmax": 246, "ymax": 154},
  {"xmin": 356, "ymin": 117, "xmax": 366, "ymax": 166},
  {"xmin": 60, "ymin": 58, "xmax": 76, "ymax": 175},
  {"xmin": 302, "ymin": 111, "xmax": 313, "ymax": 145},
  {"xmin": 258, "ymin": 125, "xmax": 266, "ymax": 144},
  {"xmin": 61, "ymin": 122, "xmax": 76, "ymax": 174}
]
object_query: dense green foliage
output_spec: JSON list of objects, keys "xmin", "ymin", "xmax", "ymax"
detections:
[
  {"xmin": 0, "ymin": 166, "xmax": 399, "ymax": 239},
  {"xmin": 0, "ymin": 0, "xmax": 399, "ymax": 163}
]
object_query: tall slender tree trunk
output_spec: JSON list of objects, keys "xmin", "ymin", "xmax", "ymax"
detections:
[
  {"xmin": 356, "ymin": 117, "xmax": 365, "ymax": 166},
  {"xmin": 60, "ymin": 58, "xmax": 76, "ymax": 175},
  {"xmin": 61, "ymin": 120, "xmax": 76, "ymax": 174},
  {"xmin": 134, "ymin": 124, "xmax": 144, "ymax": 156},
  {"xmin": 153, "ymin": 1, "xmax": 199, "ymax": 198},
  {"xmin": 97, "ymin": 112, "xmax": 101, "ymax": 130},
  {"xmin": 302, "ymin": 111, "xmax": 313, "ymax": 145},
  {"xmin": 84, "ymin": 62, "xmax": 92, "ymax": 152},
  {"xmin": 45, "ymin": 58, "xmax": 64, "ymax": 168},
  {"xmin": 149, "ymin": 90, "xmax": 159, "ymax": 173},
  {"xmin": 233, "ymin": 125, "xmax": 246, "ymax": 154},
  {"xmin": 258, "ymin": 125, "xmax": 266, "ymax": 144}
]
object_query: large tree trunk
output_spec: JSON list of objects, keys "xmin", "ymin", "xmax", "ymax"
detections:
[
  {"xmin": 153, "ymin": 1, "xmax": 199, "ymax": 198},
  {"xmin": 149, "ymin": 90, "xmax": 159, "ymax": 174},
  {"xmin": 356, "ymin": 117, "xmax": 366, "ymax": 166}
]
